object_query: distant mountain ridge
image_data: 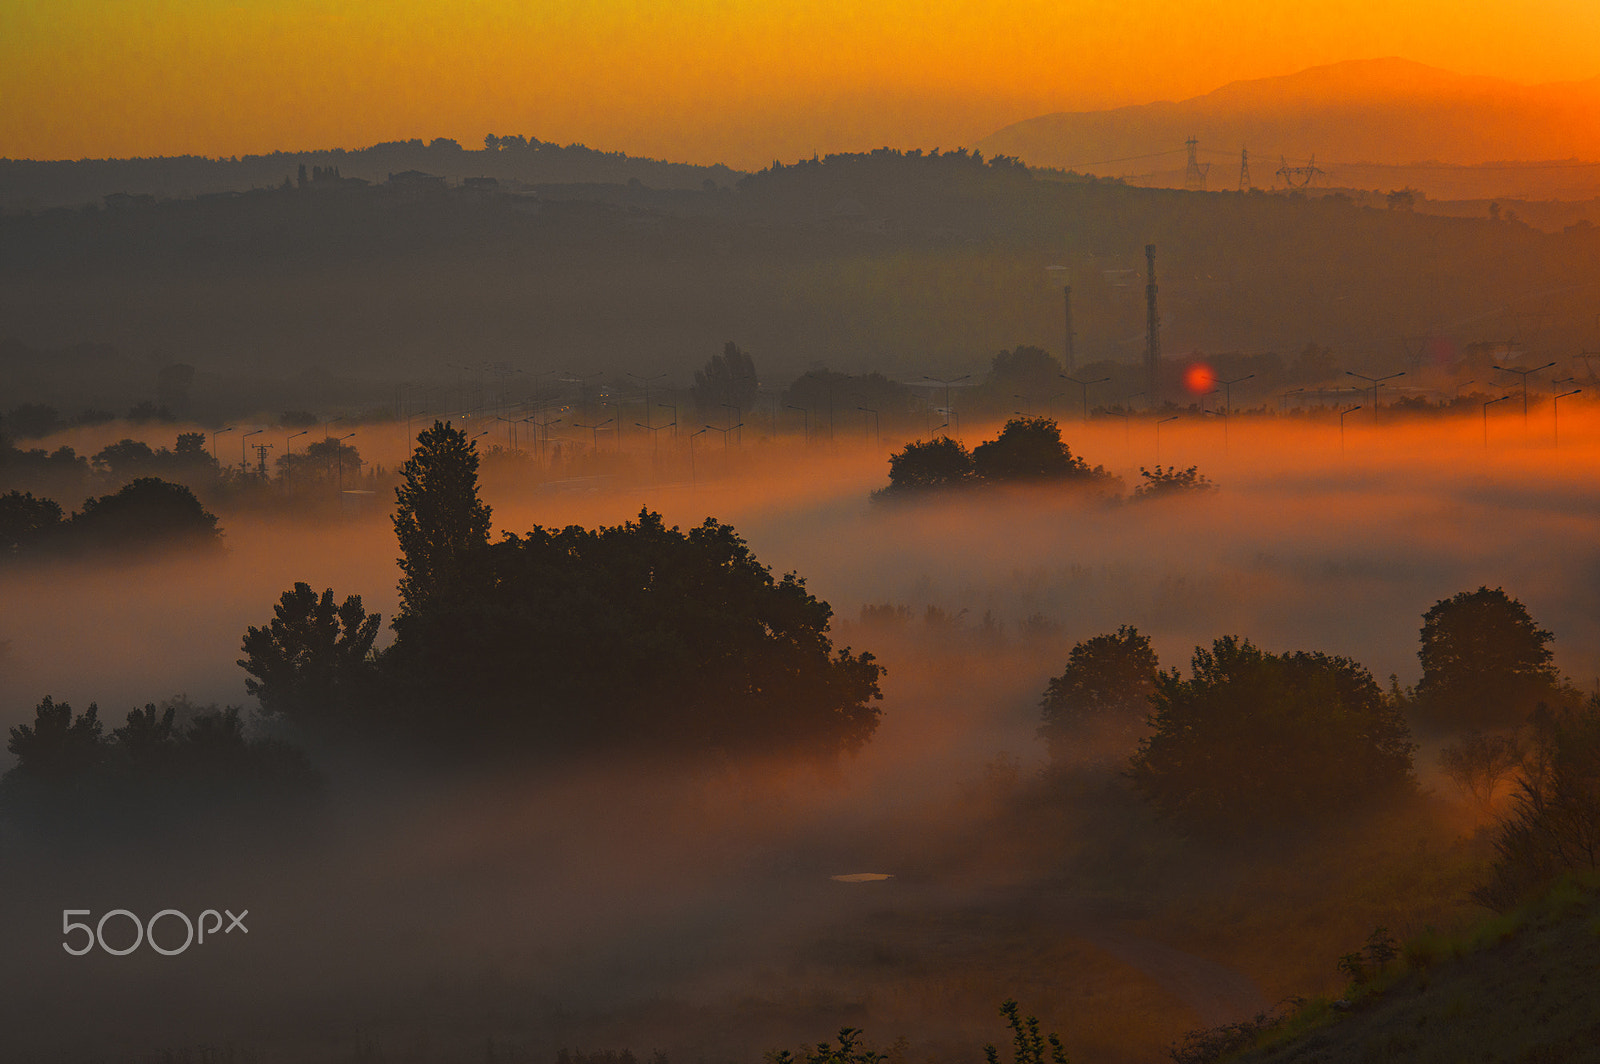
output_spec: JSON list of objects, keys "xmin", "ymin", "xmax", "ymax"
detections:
[
  {"xmin": 0, "ymin": 137, "xmax": 743, "ymax": 212},
  {"xmin": 978, "ymin": 58, "xmax": 1600, "ymax": 195}
]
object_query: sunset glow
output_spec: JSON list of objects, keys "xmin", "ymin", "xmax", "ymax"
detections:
[{"xmin": 5, "ymin": 0, "xmax": 1600, "ymax": 167}]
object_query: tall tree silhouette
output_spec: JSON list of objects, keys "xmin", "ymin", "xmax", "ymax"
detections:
[
  {"xmin": 1415, "ymin": 586, "xmax": 1563, "ymax": 729},
  {"xmin": 393, "ymin": 421, "xmax": 492, "ymax": 623}
]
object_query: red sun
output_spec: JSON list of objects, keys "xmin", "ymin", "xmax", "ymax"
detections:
[{"xmin": 1184, "ymin": 362, "xmax": 1216, "ymax": 395}]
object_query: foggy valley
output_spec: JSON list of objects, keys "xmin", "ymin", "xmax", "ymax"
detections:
[{"xmin": 9, "ymin": 21, "xmax": 1600, "ymax": 1060}]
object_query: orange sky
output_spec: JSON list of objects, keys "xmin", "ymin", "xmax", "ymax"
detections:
[{"xmin": 3, "ymin": 0, "xmax": 1598, "ymax": 168}]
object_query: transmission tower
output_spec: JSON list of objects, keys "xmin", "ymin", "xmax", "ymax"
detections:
[
  {"xmin": 1275, "ymin": 154, "xmax": 1324, "ymax": 188},
  {"xmin": 252, "ymin": 442, "xmax": 274, "ymax": 476},
  {"xmin": 1145, "ymin": 244, "xmax": 1161, "ymax": 401},
  {"xmin": 1184, "ymin": 136, "xmax": 1210, "ymax": 191},
  {"xmin": 1238, "ymin": 147, "xmax": 1252, "ymax": 191}
]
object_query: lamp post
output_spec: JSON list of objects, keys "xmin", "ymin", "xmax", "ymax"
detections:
[
  {"xmin": 706, "ymin": 423, "xmax": 742, "ymax": 451},
  {"xmin": 1553, "ymin": 388, "xmax": 1582, "ymax": 447},
  {"xmin": 636, "ymin": 420, "xmax": 674, "ymax": 457},
  {"xmin": 628, "ymin": 371, "xmax": 667, "ymax": 441},
  {"xmin": 922, "ymin": 374, "xmax": 969, "ymax": 433},
  {"xmin": 1106, "ymin": 408, "xmax": 1132, "ymax": 451},
  {"xmin": 211, "ymin": 426, "xmax": 234, "ymax": 464},
  {"xmin": 1493, "ymin": 361, "xmax": 1556, "ymax": 429},
  {"xmin": 573, "ymin": 418, "xmax": 613, "ymax": 453},
  {"xmin": 242, "ymin": 429, "xmax": 262, "ymax": 470},
  {"xmin": 857, "ymin": 406, "xmax": 879, "ymax": 448},
  {"xmin": 658, "ymin": 403, "xmax": 679, "ymax": 442},
  {"xmin": 1339, "ymin": 405, "xmax": 1362, "ymax": 457},
  {"xmin": 1217, "ymin": 373, "xmax": 1254, "ymax": 414},
  {"xmin": 335, "ymin": 431, "xmax": 357, "ymax": 490},
  {"xmin": 1483, "ymin": 394, "xmax": 1511, "ymax": 449},
  {"xmin": 689, "ymin": 426, "xmax": 707, "ymax": 488},
  {"xmin": 1155, "ymin": 414, "xmax": 1180, "ymax": 465},
  {"xmin": 285, "ymin": 429, "xmax": 308, "ymax": 476},
  {"xmin": 1346, "ymin": 370, "xmax": 1405, "ymax": 421},
  {"xmin": 1061, "ymin": 374, "xmax": 1109, "ymax": 420},
  {"xmin": 786, "ymin": 404, "xmax": 810, "ymax": 443}
]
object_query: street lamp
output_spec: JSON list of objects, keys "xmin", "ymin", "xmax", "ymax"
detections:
[
  {"xmin": 1217, "ymin": 373, "xmax": 1255, "ymax": 414},
  {"xmin": 211, "ymin": 426, "xmax": 234, "ymax": 464},
  {"xmin": 242, "ymin": 428, "xmax": 262, "ymax": 470},
  {"xmin": 1346, "ymin": 370, "xmax": 1405, "ymax": 421},
  {"xmin": 1482, "ymin": 394, "xmax": 1511, "ymax": 449},
  {"xmin": 857, "ymin": 406, "xmax": 880, "ymax": 448},
  {"xmin": 628, "ymin": 371, "xmax": 667, "ymax": 439},
  {"xmin": 1338, "ymin": 405, "xmax": 1362, "ymax": 457},
  {"xmin": 1155, "ymin": 414, "xmax": 1180, "ymax": 465},
  {"xmin": 335, "ymin": 431, "xmax": 357, "ymax": 490},
  {"xmin": 706, "ymin": 423, "xmax": 742, "ymax": 451},
  {"xmin": 636, "ymin": 420, "xmax": 674, "ymax": 457},
  {"xmin": 572, "ymin": 418, "xmax": 614, "ymax": 453},
  {"xmin": 1061, "ymin": 374, "xmax": 1109, "ymax": 420},
  {"xmin": 922, "ymin": 374, "xmax": 969, "ymax": 433},
  {"xmin": 1553, "ymin": 388, "xmax": 1582, "ymax": 447},
  {"xmin": 1493, "ymin": 361, "xmax": 1556, "ymax": 429},
  {"xmin": 689, "ymin": 426, "xmax": 708, "ymax": 488},
  {"xmin": 658, "ymin": 402, "xmax": 679, "ymax": 442},
  {"xmin": 786, "ymin": 404, "xmax": 811, "ymax": 443}
]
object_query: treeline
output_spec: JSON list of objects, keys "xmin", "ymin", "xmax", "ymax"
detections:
[
  {"xmin": 1032, "ymin": 586, "xmax": 1599, "ymax": 910},
  {"xmin": 1, "ymin": 697, "xmax": 317, "ymax": 834},
  {"xmin": 0, "ymin": 477, "xmax": 221, "ymax": 559},
  {"xmin": 875, "ymin": 415, "xmax": 1209, "ymax": 501},
  {"xmin": 238, "ymin": 422, "xmax": 882, "ymax": 759},
  {"xmin": 1, "ymin": 137, "xmax": 742, "ymax": 211},
  {"xmin": 11, "ymin": 138, "xmax": 1600, "ymax": 384}
]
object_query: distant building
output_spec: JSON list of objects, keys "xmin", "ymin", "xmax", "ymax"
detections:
[
  {"xmin": 103, "ymin": 192, "xmax": 156, "ymax": 211},
  {"xmin": 387, "ymin": 170, "xmax": 446, "ymax": 190}
]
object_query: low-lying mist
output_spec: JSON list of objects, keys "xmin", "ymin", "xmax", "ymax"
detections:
[{"xmin": 2, "ymin": 405, "xmax": 1596, "ymax": 1063}]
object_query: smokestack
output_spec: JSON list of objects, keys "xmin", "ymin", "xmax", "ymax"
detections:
[
  {"xmin": 1063, "ymin": 285, "xmax": 1075, "ymax": 374},
  {"xmin": 1145, "ymin": 244, "xmax": 1160, "ymax": 403}
]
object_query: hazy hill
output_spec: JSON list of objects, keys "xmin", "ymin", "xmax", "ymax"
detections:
[
  {"xmin": 0, "ymin": 137, "xmax": 742, "ymax": 212},
  {"xmin": 979, "ymin": 59, "xmax": 1600, "ymax": 200},
  {"xmin": 6, "ymin": 150, "xmax": 1600, "ymax": 408}
]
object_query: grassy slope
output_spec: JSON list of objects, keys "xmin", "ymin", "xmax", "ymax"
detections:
[{"xmin": 1229, "ymin": 878, "xmax": 1600, "ymax": 1064}]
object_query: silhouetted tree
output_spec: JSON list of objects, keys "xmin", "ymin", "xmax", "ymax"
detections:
[
  {"xmin": 1439, "ymin": 729, "xmax": 1524, "ymax": 809},
  {"xmin": 6, "ymin": 697, "xmax": 103, "ymax": 782},
  {"xmin": 693, "ymin": 342, "xmax": 759, "ymax": 421},
  {"xmin": 392, "ymin": 421, "xmax": 491, "ymax": 623},
  {"xmin": 880, "ymin": 436, "xmax": 974, "ymax": 495},
  {"xmin": 986, "ymin": 345, "xmax": 1064, "ymax": 401},
  {"xmin": 1474, "ymin": 702, "xmax": 1600, "ymax": 911},
  {"xmin": 1039, "ymin": 626, "xmax": 1158, "ymax": 760},
  {"xmin": 1131, "ymin": 465, "xmax": 1215, "ymax": 500},
  {"xmin": 388, "ymin": 509, "xmax": 882, "ymax": 757},
  {"xmin": 1129, "ymin": 636, "xmax": 1416, "ymax": 831},
  {"xmin": 1415, "ymin": 587, "xmax": 1563, "ymax": 730},
  {"xmin": 92, "ymin": 438, "xmax": 157, "ymax": 476},
  {"xmin": 277, "ymin": 436, "xmax": 363, "ymax": 482},
  {"xmin": 0, "ymin": 490, "xmax": 64, "ymax": 554},
  {"xmin": 239, "ymin": 583, "xmax": 382, "ymax": 729},
  {"xmin": 3, "ymin": 403, "xmax": 64, "ymax": 439},
  {"xmin": 70, "ymin": 477, "xmax": 221, "ymax": 552},
  {"xmin": 971, "ymin": 417, "xmax": 1111, "ymax": 484}
]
